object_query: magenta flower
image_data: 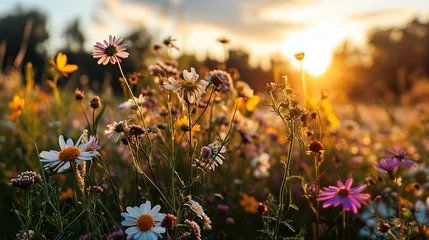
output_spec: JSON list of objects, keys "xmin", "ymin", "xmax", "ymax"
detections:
[
  {"xmin": 317, "ymin": 178, "xmax": 370, "ymax": 214},
  {"xmin": 92, "ymin": 35, "xmax": 129, "ymax": 65},
  {"xmin": 385, "ymin": 149, "xmax": 415, "ymax": 167}
]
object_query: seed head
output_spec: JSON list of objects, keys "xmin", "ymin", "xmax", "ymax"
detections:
[
  {"xmin": 257, "ymin": 203, "xmax": 268, "ymax": 214},
  {"xmin": 294, "ymin": 52, "xmax": 305, "ymax": 61},
  {"xmin": 74, "ymin": 88, "xmax": 85, "ymax": 101},
  {"xmin": 308, "ymin": 140, "xmax": 324, "ymax": 153},
  {"xmin": 90, "ymin": 96, "xmax": 101, "ymax": 109}
]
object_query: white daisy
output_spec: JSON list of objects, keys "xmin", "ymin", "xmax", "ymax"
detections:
[
  {"xmin": 121, "ymin": 201, "xmax": 166, "ymax": 240},
  {"xmin": 119, "ymin": 94, "xmax": 146, "ymax": 110},
  {"xmin": 105, "ymin": 120, "xmax": 128, "ymax": 142},
  {"xmin": 163, "ymin": 68, "xmax": 209, "ymax": 109},
  {"xmin": 39, "ymin": 134, "xmax": 99, "ymax": 173},
  {"xmin": 251, "ymin": 153, "xmax": 271, "ymax": 179},
  {"xmin": 185, "ymin": 200, "xmax": 205, "ymax": 219}
]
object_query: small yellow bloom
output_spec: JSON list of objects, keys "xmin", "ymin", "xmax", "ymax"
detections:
[
  {"xmin": 174, "ymin": 116, "xmax": 200, "ymax": 133},
  {"xmin": 238, "ymin": 95, "xmax": 260, "ymax": 112},
  {"xmin": 8, "ymin": 95, "xmax": 25, "ymax": 121},
  {"xmin": 49, "ymin": 52, "xmax": 78, "ymax": 77},
  {"xmin": 239, "ymin": 193, "xmax": 259, "ymax": 214},
  {"xmin": 60, "ymin": 187, "xmax": 74, "ymax": 200}
]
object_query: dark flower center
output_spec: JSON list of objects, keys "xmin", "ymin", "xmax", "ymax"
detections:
[
  {"xmin": 104, "ymin": 46, "xmax": 118, "ymax": 56},
  {"xmin": 337, "ymin": 186, "xmax": 349, "ymax": 197},
  {"xmin": 115, "ymin": 124, "xmax": 125, "ymax": 133}
]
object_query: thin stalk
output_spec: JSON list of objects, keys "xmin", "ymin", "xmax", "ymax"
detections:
[
  {"xmin": 80, "ymin": 102, "xmax": 92, "ymax": 134},
  {"xmin": 135, "ymin": 169, "xmax": 139, "ymax": 205},
  {"xmin": 314, "ymin": 153, "xmax": 320, "ymax": 239},
  {"xmin": 273, "ymin": 121, "xmax": 295, "ymax": 239},
  {"xmin": 207, "ymin": 97, "xmax": 215, "ymax": 144},
  {"xmin": 92, "ymin": 109, "xmax": 96, "ymax": 135},
  {"xmin": 397, "ymin": 179, "xmax": 403, "ymax": 239},
  {"xmin": 299, "ymin": 60, "xmax": 307, "ymax": 109},
  {"xmin": 343, "ymin": 208, "xmax": 346, "ymax": 240},
  {"xmin": 167, "ymin": 92, "xmax": 176, "ymax": 209},
  {"xmin": 25, "ymin": 189, "xmax": 31, "ymax": 239},
  {"xmin": 98, "ymin": 157, "xmax": 124, "ymax": 211},
  {"xmin": 115, "ymin": 56, "xmax": 153, "ymax": 159},
  {"xmin": 187, "ymin": 106, "xmax": 194, "ymax": 188}
]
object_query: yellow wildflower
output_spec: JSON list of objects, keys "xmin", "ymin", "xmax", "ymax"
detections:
[
  {"xmin": 60, "ymin": 187, "xmax": 74, "ymax": 200},
  {"xmin": 8, "ymin": 95, "xmax": 25, "ymax": 121},
  {"xmin": 239, "ymin": 193, "xmax": 259, "ymax": 214},
  {"xmin": 238, "ymin": 95, "xmax": 260, "ymax": 112},
  {"xmin": 175, "ymin": 115, "xmax": 200, "ymax": 133},
  {"xmin": 49, "ymin": 52, "xmax": 78, "ymax": 77}
]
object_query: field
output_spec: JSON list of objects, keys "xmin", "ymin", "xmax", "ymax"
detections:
[{"xmin": 2, "ymin": 3, "xmax": 429, "ymax": 240}]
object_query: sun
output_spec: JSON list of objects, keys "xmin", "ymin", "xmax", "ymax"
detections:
[{"xmin": 283, "ymin": 24, "xmax": 343, "ymax": 76}]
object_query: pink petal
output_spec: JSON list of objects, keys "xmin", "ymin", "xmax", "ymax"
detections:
[
  {"xmin": 345, "ymin": 178, "xmax": 353, "ymax": 189},
  {"xmin": 116, "ymin": 51, "xmax": 129, "ymax": 58},
  {"xmin": 98, "ymin": 56, "xmax": 106, "ymax": 64}
]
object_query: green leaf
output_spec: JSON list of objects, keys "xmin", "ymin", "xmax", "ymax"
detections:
[{"xmin": 290, "ymin": 204, "xmax": 299, "ymax": 211}]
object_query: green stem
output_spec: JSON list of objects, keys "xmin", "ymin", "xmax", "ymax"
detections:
[
  {"xmin": 80, "ymin": 102, "xmax": 92, "ymax": 135},
  {"xmin": 314, "ymin": 153, "xmax": 320, "ymax": 239},
  {"xmin": 300, "ymin": 60, "xmax": 307, "ymax": 109},
  {"xmin": 188, "ymin": 106, "xmax": 193, "ymax": 186},
  {"xmin": 25, "ymin": 189, "xmax": 31, "ymax": 239},
  {"xmin": 343, "ymin": 208, "xmax": 346, "ymax": 240},
  {"xmin": 115, "ymin": 56, "xmax": 153, "ymax": 161},
  {"xmin": 274, "ymin": 121, "xmax": 295, "ymax": 239},
  {"xmin": 98, "ymin": 157, "xmax": 124, "ymax": 211}
]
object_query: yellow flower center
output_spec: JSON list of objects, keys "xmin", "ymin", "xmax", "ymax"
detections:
[
  {"xmin": 136, "ymin": 214, "xmax": 154, "ymax": 232},
  {"xmin": 337, "ymin": 186, "xmax": 349, "ymax": 197},
  {"xmin": 58, "ymin": 146, "xmax": 81, "ymax": 162},
  {"xmin": 192, "ymin": 205, "xmax": 200, "ymax": 213}
]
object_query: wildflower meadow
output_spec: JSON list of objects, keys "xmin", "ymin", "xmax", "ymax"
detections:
[{"xmin": 2, "ymin": 2, "xmax": 429, "ymax": 240}]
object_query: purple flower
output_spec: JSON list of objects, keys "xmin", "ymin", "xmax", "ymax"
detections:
[
  {"xmin": 92, "ymin": 35, "xmax": 129, "ymax": 65},
  {"xmin": 374, "ymin": 158, "xmax": 400, "ymax": 172},
  {"xmin": 385, "ymin": 149, "xmax": 415, "ymax": 167},
  {"xmin": 317, "ymin": 178, "xmax": 370, "ymax": 214},
  {"xmin": 106, "ymin": 230, "xmax": 124, "ymax": 240}
]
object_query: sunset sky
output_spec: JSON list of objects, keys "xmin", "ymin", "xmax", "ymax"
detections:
[{"xmin": 2, "ymin": 0, "xmax": 429, "ymax": 75}]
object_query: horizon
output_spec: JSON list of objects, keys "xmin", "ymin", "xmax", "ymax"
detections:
[{"xmin": 2, "ymin": 0, "xmax": 429, "ymax": 75}]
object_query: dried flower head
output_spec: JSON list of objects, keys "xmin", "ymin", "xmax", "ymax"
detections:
[
  {"xmin": 217, "ymin": 37, "xmax": 230, "ymax": 44},
  {"xmin": 235, "ymin": 81, "xmax": 254, "ymax": 98},
  {"xmin": 294, "ymin": 52, "xmax": 305, "ymax": 61},
  {"xmin": 90, "ymin": 96, "xmax": 101, "ymax": 109},
  {"xmin": 206, "ymin": 70, "xmax": 235, "ymax": 94},
  {"xmin": 163, "ymin": 36, "xmax": 179, "ymax": 50},
  {"xmin": 126, "ymin": 124, "xmax": 145, "ymax": 138},
  {"xmin": 257, "ymin": 203, "xmax": 268, "ymax": 214},
  {"xmin": 308, "ymin": 140, "xmax": 324, "ymax": 153},
  {"xmin": 75, "ymin": 88, "xmax": 85, "ymax": 101},
  {"xmin": 161, "ymin": 214, "xmax": 176, "ymax": 229},
  {"xmin": 10, "ymin": 171, "xmax": 42, "ymax": 189},
  {"xmin": 153, "ymin": 44, "xmax": 162, "ymax": 52}
]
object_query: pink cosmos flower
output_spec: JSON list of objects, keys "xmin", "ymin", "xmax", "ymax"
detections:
[
  {"xmin": 92, "ymin": 35, "xmax": 129, "ymax": 65},
  {"xmin": 317, "ymin": 178, "xmax": 370, "ymax": 214}
]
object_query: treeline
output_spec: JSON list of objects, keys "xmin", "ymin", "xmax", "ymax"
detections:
[{"xmin": 2, "ymin": 7, "xmax": 429, "ymax": 102}]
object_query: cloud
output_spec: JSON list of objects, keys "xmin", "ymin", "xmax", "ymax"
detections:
[
  {"xmin": 348, "ymin": 9, "xmax": 418, "ymax": 22},
  {"xmin": 118, "ymin": 0, "xmax": 309, "ymax": 41}
]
